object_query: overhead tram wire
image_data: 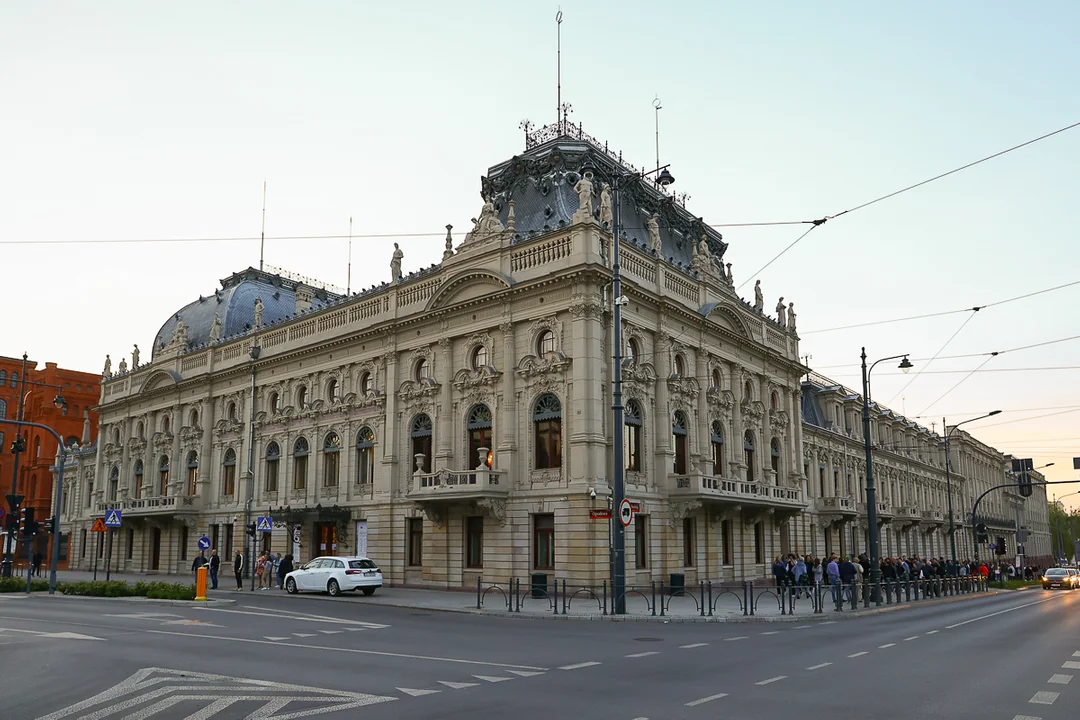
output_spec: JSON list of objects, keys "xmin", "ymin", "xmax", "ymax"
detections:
[
  {"xmin": 916, "ymin": 355, "xmax": 996, "ymax": 415},
  {"xmin": 884, "ymin": 310, "xmax": 981, "ymax": 406},
  {"xmin": 0, "ymin": 231, "xmax": 449, "ymax": 246}
]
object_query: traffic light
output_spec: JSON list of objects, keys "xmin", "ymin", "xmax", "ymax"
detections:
[
  {"xmin": 9, "ymin": 436, "xmax": 26, "ymax": 454},
  {"xmin": 41, "ymin": 515, "xmax": 57, "ymax": 535},
  {"xmin": 995, "ymin": 536, "xmax": 1007, "ymax": 556},
  {"xmin": 976, "ymin": 523, "xmax": 989, "ymax": 544},
  {"xmin": 245, "ymin": 522, "xmax": 256, "ymax": 538},
  {"xmin": 1018, "ymin": 472, "xmax": 1033, "ymax": 498},
  {"xmin": 19, "ymin": 507, "xmax": 35, "ymax": 537}
]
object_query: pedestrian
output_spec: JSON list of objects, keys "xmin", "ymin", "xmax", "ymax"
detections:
[
  {"xmin": 827, "ymin": 555, "xmax": 841, "ymax": 603},
  {"xmin": 234, "ymin": 549, "xmax": 244, "ymax": 590},
  {"xmin": 191, "ymin": 552, "xmax": 207, "ymax": 576},
  {"xmin": 31, "ymin": 551, "xmax": 42, "ymax": 577},
  {"xmin": 278, "ymin": 553, "xmax": 294, "ymax": 590},
  {"xmin": 208, "ymin": 549, "xmax": 220, "ymax": 589},
  {"xmin": 793, "ymin": 555, "xmax": 807, "ymax": 598}
]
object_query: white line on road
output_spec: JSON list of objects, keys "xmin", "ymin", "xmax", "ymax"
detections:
[
  {"xmin": 945, "ymin": 595, "xmax": 1065, "ymax": 629},
  {"xmin": 626, "ymin": 652, "xmax": 660, "ymax": 658},
  {"xmin": 904, "ymin": 636, "xmax": 919, "ymax": 641},
  {"xmin": 263, "ymin": 636, "xmax": 290, "ymax": 641},
  {"xmin": 318, "ymin": 630, "xmax": 343, "ymax": 634},
  {"xmin": 144, "ymin": 630, "xmax": 549, "ymax": 670},
  {"xmin": 559, "ymin": 662, "xmax": 601, "ymax": 670},
  {"xmin": 925, "ymin": 630, "xmax": 939, "ymax": 635},
  {"xmin": 680, "ymin": 643, "xmax": 708, "ymax": 648},
  {"xmin": 878, "ymin": 643, "xmax": 895, "ymax": 649},
  {"xmin": 761, "ymin": 631, "xmax": 780, "ymax": 635},
  {"xmin": 724, "ymin": 636, "xmax": 748, "ymax": 641},
  {"xmin": 1073, "ymin": 651, "xmax": 1080, "ymax": 657},
  {"xmin": 1029, "ymin": 691, "xmax": 1059, "ymax": 705},
  {"xmin": 1063, "ymin": 661, "xmax": 1080, "ymax": 670},
  {"xmin": 820, "ymin": 621, "xmax": 837, "ymax": 625},
  {"xmin": 848, "ymin": 652, "xmax": 868, "ymax": 658},
  {"xmin": 806, "ymin": 663, "xmax": 832, "ymax": 671},
  {"xmin": 756, "ymin": 676, "xmax": 786, "ymax": 685},
  {"xmin": 1048, "ymin": 674, "xmax": 1072, "ymax": 684},
  {"xmin": 794, "ymin": 625, "xmax": 813, "ymax": 629},
  {"xmin": 1012, "ymin": 715, "xmax": 1042, "ymax": 720},
  {"xmin": 506, "ymin": 670, "xmax": 545, "ymax": 677},
  {"xmin": 194, "ymin": 605, "xmax": 390, "ymax": 628},
  {"xmin": 685, "ymin": 693, "xmax": 728, "ymax": 706},
  {"xmin": 293, "ymin": 633, "xmax": 317, "ymax": 638}
]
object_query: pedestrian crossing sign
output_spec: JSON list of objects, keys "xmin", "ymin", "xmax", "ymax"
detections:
[
  {"xmin": 256, "ymin": 516, "xmax": 273, "ymax": 533},
  {"xmin": 90, "ymin": 518, "xmax": 107, "ymax": 533},
  {"xmin": 104, "ymin": 509, "xmax": 123, "ymax": 528}
]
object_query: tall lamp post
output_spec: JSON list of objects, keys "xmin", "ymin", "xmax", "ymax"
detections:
[
  {"xmin": 595, "ymin": 157, "xmax": 674, "ymax": 615},
  {"xmin": 943, "ymin": 411, "xmax": 1001, "ymax": 565},
  {"xmin": 2, "ymin": 352, "xmax": 29, "ymax": 578},
  {"xmin": 861, "ymin": 348, "xmax": 912, "ymax": 588}
]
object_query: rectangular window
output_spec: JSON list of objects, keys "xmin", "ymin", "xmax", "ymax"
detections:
[
  {"xmin": 412, "ymin": 435, "xmax": 433, "ymax": 474},
  {"xmin": 357, "ymin": 447, "xmax": 373, "ymax": 484},
  {"xmin": 535, "ymin": 419, "xmax": 561, "ymax": 470},
  {"xmin": 211, "ymin": 524, "xmax": 220, "ymax": 551},
  {"xmin": 224, "ymin": 524, "xmax": 234, "ymax": 557},
  {"xmin": 179, "ymin": 526, "xmax": 188, "ymax": 561},
  {"xmin": 683, "ymin": 517, "xmax": 696, "ymax": 568},
  {"xmin": 407, "ymin": 518, "xmax": 423, "ymax": 566},
  {"xmin": 222, "ymin": 464, "xmax": 235, "ymax": 496},
  {"xmin": 266, "ymin": 458, "xmax": 279, "ymax": 492},
  {"xmin": 721, "ymin": 519, "xmax": 733, "ymax": 565},
  {"xmin": 466, "ymin": 516, "xmax": 484, "ymax": 569},
  {"xmin": 58, "ymin": 533, "xmax": 69, "ymax": 562},
  {"xmin": 80, "ymin": 529, "xmax": 87, "ymax": 558},
  {"xmin": 754, "ymin": 522, "xmax": 765, "ymax": 564},
  {"xmin": 635, "ymin": 515, "xmax": 649, "ymax": 569},
  {"xmin": 126, "ymin": 528, "xmax": 134, "ymax": 560},
  {"xmin": 533, "ymin": 513, "xmax": 555, "ymax": 570},
  {"xmin": 294, "ymin": 456, "xmax": 308, "ymax": 490},
  {"xmin": 324, "ymin": 452, "xmax": 339, "ymax": 487},
  {"xmin": 625, "ymin": 423, "xmax": 641, "ymax": 472}
]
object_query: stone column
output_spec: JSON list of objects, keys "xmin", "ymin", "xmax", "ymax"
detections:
[
  {"xmin": 436, "ymin": 339, "xmax": 453, "ymax": 467},
  {"xmin": 200, "ymin": 400, "xmax": 213, "ymax": 498},
  {"xmin": 119, "ymin": 424, "xmax": 130, "ymax": 499},
  {"xmin": 568, "ymin": 296, "xmax": 605, "ymax": 490},
  {"xmin": 169, "ymin": 412, "xmax": 181, "ymax": 497},
  {"xmin": 380, "ymin": 350, "xmax": 398, "ymax": 499},
  {"xmin": 653, "ymin": 334, "xmax": 672, "ymax": 483},
  {"xmin": 729, "ymin": 363, "xmax": 743, "ymax": 479},
  {"xmin": 695, "ymin": 349, "xmax": 709, "ymax": 475},
  {"xmin": 497, "ymin": 322, "xmax": 516, "ymax": 468}
]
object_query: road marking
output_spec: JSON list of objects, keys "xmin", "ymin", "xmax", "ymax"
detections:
[
  {"xmin": 904, "ymin": 636, "xmax": 919, "ymax": 641},
  {"xmin": 848, "ymin": 652, "xmax": 868, "ymax": 658},
  {"xmin": 145, "ymin": 630, "xmax": 548, "ymax": 670},
  {"xmin": 1012, "ymin": 716, "xmax": 1042, "ymax": 720},
  {"xmin": 761, "ymin": 631, "xmax": 780, "ymax": 635},
  {"xmin": 0, "ymin": 628, "xmax": 104, "ymax": 641},
  {"xmin": 680, "ymin": 643, "xmax": 708, "ymax": 648},
  {"xmin": 293, "ymin": 633, "xmax": 317, "ymax": 638},
  {"xmin": 438, "ymin": 680, "xmax": 479, "ymax": 689},
  {"xmin": 473, "ymin": 675, "xmax": 513, "ymax": 683},
  {"xmin": 1029, "ymin": 691, "xmax": 1059, "ymax": 705},
  {"xmin": 945, "ymin": 595, "xmax": 1065, "ymax": 629},
  {"xmin": 1063, "ymin": 661, "xmax": 1080, "ymax": 669},
  {"xmin": 724, "ymin": 636, "xmax": 748, "ymax": 641},
  {"xmin": 878, "ymin": 643, "xmax": 895, "ymax": 649},
  {"xmin": 794, "ymin": 625, "xmax": 812, "ymax": 629},
  {"xmin": 196, "ymin": 605, "xmax": 389, "ymax": 628},
  {"xmin": 103, "ymin": 613, "xmax": 183, "ymax": 619},
  {"xmin": 264, "ymin": 636, "xmax": 290, "ymax": 641},
  {"xmin": 925, "ymin": 630, "xmax": 939, "ymax": 635},
  {"xmin": 806, "ymin": 663, "xmax": 832, "ymax": 671},
  {"xmin": 559, "ymin": 662, "xmax": 601, "ymax": 670},
  {"xmin": 820, "ymin": 621, "xmax": 837, "ymax": 625},
  {"xmin": 346, "ymin": 627, "xmax": 365, "ymax": 632},
  {"xmin": 1073, "ymin": 651, "xmax": 1080, "ymax": 657},
  {"xmin": 1048, "ymin": 674, "xmax": 1072, "ymax": 684},
  {"xmin": 756, "ymin": 676, "xmax": 786, "ymax": 685},
  {"xmin": 685, "ymin": 693, "xmax": 728, "ymax": 706},
  {"xmin": 506, "ymin": 670, "xmax": 546, "ymax": 677},
  {"xmin": 397, "ymin": 687, "xmax": 440, "ymax": 697},
  {"xmin": 318, "ymin": 630, "xmax": 343, "ymax": 634},
  {"xmin": 626, "ymin": 651, "xmax": 660, "ymax": 658}
]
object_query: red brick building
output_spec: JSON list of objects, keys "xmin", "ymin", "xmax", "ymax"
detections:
[{"xmin": 1, "ymin": 355, "xmax": 100, "ymax": 569}]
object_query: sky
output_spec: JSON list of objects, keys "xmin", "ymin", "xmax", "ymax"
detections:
[{"xmin": 2, "ymin": 2, "xmax": 1079, "ymax": 507}]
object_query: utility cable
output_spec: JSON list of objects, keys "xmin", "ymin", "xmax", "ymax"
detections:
[
  {"xmin": 917, "ymin": 355, "xmax": 996, "ymax": 416},
  {"xmin": 885, "ymin": 310, "xmax": 980, "ymax": 406}
]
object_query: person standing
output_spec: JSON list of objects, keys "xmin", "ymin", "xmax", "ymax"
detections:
[
  {"xmin": 233, "ymin": 549, "xmax": 244, "ymax": 590},
  {"xmin": 208, "ymin": 549, "xmax": 220, "ymax": 590},
  {"xmin": 278, "ymin": 553, "xmax": 294, "ymax": 590}
]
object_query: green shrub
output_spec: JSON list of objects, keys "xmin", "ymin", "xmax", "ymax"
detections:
[
  {"xmin": 1, "ymin": 576, "xmax": 195, "ymax": 600},
  {"xmin": 57, "ymin": 581, "xmax": 136, "ymax": 597}
]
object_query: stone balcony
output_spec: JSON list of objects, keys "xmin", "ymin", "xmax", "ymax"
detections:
[
  {"xmin": 815, "ymin": 496, "xmax": 857, "ymax": 516},
  {"xmin": 895, "ymin": 506, "xmax": 922, "ymax": 525},
  {"xmin": 96, "ymin": 495, "xmax": 201, "ymax": 516},
  {"xmin": 670, "ymin": 474, "xmax": 805, "ymax": 511},
  {"xmin": 922, "ymin": 509, "xmax": 945, "ymax": 525},
  {"xmin": 409, "ymin": 466, "xmax": 509, "ymax": 503}
]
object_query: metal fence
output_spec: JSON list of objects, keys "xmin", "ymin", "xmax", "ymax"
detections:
[{"xmin": 475, "ymin": 575, "xmax": 990, "ymax": 617}]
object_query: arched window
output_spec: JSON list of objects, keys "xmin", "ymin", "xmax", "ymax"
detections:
[
  {"xmin": 220, "ymin": 449, "xmax": 234, "ymax": 496},
  {"xmin": 86, "ymin": 470, "xmax": 94, "ymax": 508},
  {"xmin": 770, "ymin": 391, "xmax": 779, "ymax": 413},
  {"xmin": 711, "ymin": 368, "xmax": 722, "ymax": 391},
  {"xmin": 323, "ymin": 432, "xmax": 341, "ymax": 487},
  {"xmin": 415, "ymin": 358, "xmax": 430, "ymax": 383},
  {"xmin": 10, "ymin": 372, "xmax": 18, "ymax": 387},
  {"xmin": 359, "ymin": 371, "xmax": 374, "ymax": 395},
  {"xmin": 411, "ymin": 414, "xmax": 433, "ymax": 473},
  {"xmin": 711, "ymin": 420, "xmax": 724, "ymax": 475},
  {"xmin": 744, "ymin": 431, "xmax": 756, "ymax": 483},
  {"xmin": 296, "ymin": 386, "xmax": 308, "ymax": 409},
  {"xmin": 356, "ymin": 427, "xmax": 375, "ymax": 485},
  {"xmin": 626, "ymin": 338, "xmax": 639, "ymax": 366},
  {"xmin": 673, "ymin": 354, "xmax": 686, "ymax": 378},
  {"xmin": 30, "ymin": 473, "xmax": 38, "ymax": 500},
  {"xmin": 265, "ymin": 441, "xmax": 280, "ymax": 492},
  {"xmin": 624, "ymin": 400, "xmax": 643, "ymax": 472},
  {"xmin": 34, "ymin": 437, "xmax": 41, "ymax": 459},
  {"xmin": 771, "ymin": 438, "xmax": 782, "ymax": 478},
  {"xmin": 189, "ymin": 410, "xmax": 198, "ymax": 428},
  {"xmin": 133, "ymin": 459, "xmax": 144, "ymax": 500},
  {"xmin": 268, "ymin": 392, "xmax": 280, "ymax": 414},
  {"xmin": 0, "ymin": 398, "xmax": 6, "ymax": 419},
  {"xmin": 188, "ymin": 450, "xmax": 201, "ymax": 495},
  {"xmin": 537, "ymin": 330, "xmax": 556, "ymax": 357},
  {"xmin": 672, "ymin": 411, "xmax": 689, "ymax": 475},
  {"xmin": 227, "ymin": 402, "xmax": 237, "ymax": 423},
  {"xmin": 108, "ymin": 467, "xmax": 119, "ymax": 502},
  {"xmin": 293, "ymin": 437, "xmax": 309, "ymax": 489},
  {"xmin": 0, "ymin": 371, "xmax": 5, "ymax": 386},
  {"xmin": 467, "ymin": 404, "xmax": 493, "ymax": 468},
  {"xmin": 744, "ymin": 380, "xmax": 753, "ymax": 400},
  {"xmin": 326, "ymin": 378, "xmax": 338, "ymax": 403},
  {"xmin": 136, "ymin": 420, "xmax": 145, "ymax": 438},
  {"xmin": 533, "ymin": 394, "xmax": 562, "ymax": 470},
  {"xmin": 471, "ymin": 345, "xmax": 489, "ymax": 370},
  {"xmin": 158, "ymin": 455, "xmax": 170, "ymax": 496}
]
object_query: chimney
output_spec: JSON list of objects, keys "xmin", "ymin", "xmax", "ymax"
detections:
[{"xmin": 295, "ymin": 284, "xmax": 314, "ymax": 314}]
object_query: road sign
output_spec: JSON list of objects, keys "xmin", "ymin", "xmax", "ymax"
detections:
[
  {"xmin": 256, "ymin": 516, "xmax": 273, "ymax": 533},
  {"xmin": 630, "ymin": 502, "xmax": 641, "ymax": 513},
  {"xmin": 589, "ymin": 509, "xmax": 611, "ymax": 520},
  {"xmin": 104, "ymin": 509, "xmax": 122, "ymax": 528},
  {"xmin": 292, "ymin": 527, "xmax": 301, "ymax": 545},
  {"xmin": 0, "ymin": 508, "xmax": 5, "ymax": 520},
  {"xmin": 619, "ymin": 498, "xmax": 634, "ymax": 527},
  {"xmin": 5, "ymin": 494, "xmax": 24, "ymax": 511},
  {"xmin": 989, "ymin": 542, "xmax": 996, "ymax": 550},
  {"xmin": 197, "ymin": 536, "xmax": 211, "ymax": 550},
  {"xmin": 90, "ymin": 518, "xmax": 107, "ymax": 533}
]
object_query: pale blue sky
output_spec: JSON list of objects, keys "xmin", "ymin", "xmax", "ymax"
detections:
[{"xmin": 3, "ymin": 2, "xmax": 1079, "ymax": 502}]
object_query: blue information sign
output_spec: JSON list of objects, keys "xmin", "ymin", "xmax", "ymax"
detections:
[
  {"xmin": 197, "ymin": 536, "xmax": 211, "ymax": 550},
  {"xmin": 104, "ymin": 509, "xmax": 123, "ymax": 527},
  {"xmin": 256, "ymin": 516, "xmax": 273, "ymax": 533}
]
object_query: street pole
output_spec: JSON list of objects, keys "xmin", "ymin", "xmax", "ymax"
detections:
[
  {"xmin": 3, "ymin": 352, "xmax": 28, "ymax": 578},
  {"xmin": 246, "ymin": 343, "xmax": 260, "ymax": 591},
  {"xmin": 973, "ymin": 480, "xmax": 1080, "ymax": 564},
  {"xmin": 860, "ymin": 348, "xmax": 881, "ymax": 588},
  {"xmin": 610, "ymin": 172, "xmax": 627, "ymax": 615},
  {"xmin": 942, "ymin": 412, "xmax": 1000, "ymax": 565}
]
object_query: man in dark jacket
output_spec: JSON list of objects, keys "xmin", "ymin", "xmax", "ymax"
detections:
[
  {"xmin": 278, "ymin": 554, "xmax": 294, "ymax": 590},
  {"xmin": 839, "ymin": 556, "xmax": 857, "ymax": 603},
  {"xmin": 208, "ymin": 549, "xmax": 220, "ymax": 589},
  {"xmin": 233, "ymin": 550, "xmax": 244, "ymax": 590}
]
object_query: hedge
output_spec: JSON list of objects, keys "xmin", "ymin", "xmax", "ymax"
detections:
[{"xmin": 0, "ymin": 577, "xmax": 195, "ymax": 600}]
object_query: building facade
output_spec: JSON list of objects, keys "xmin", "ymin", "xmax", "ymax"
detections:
[{"xmin": 58, "ymin": 122, "xmax": 1053, "ymax": 584}]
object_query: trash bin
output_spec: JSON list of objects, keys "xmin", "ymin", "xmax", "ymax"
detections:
[
  {"xmin": 531, "ymin": 573, "xmax": 548, "ymax": 598},
  {"xmin": 669, "ymin": 573, "xmax": 685, "ymax": 596}
]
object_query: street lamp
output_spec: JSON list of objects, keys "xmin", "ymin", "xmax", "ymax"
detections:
[
  {"xmin": 861, "ymin": 349, "xmax": 912, "ymax": 590},
  {"xmin": 943, "ymin": 410, "xmax": 1001, "ymax": 565}
]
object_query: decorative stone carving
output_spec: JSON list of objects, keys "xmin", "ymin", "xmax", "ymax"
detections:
[
  {"xmin": 209, "ymin": 313, "xmax": 223, "ymax": 343},
  {"xmin": 169, "ymin": 318, "xmax": 189, "ymax": 349},
  {"xmin": 647, "ymin": 213, "xmax": 662, "ymax": 254},
  {"xmin": 103, "ymin": 354, "xmax": 112, "ymax": 378},
  {"xmin": 418, "ymin": 504, "xmax": 444, "ymax": 528},
  {"xmin": 787, "ymin": 302, "xmax": 797, "ymax": 331},
  {"xmin": 568, "ymin": 296, "xmax": 604, "ymax": 320},
  {"xmin": 390, "ymin": 243, "xmax": 403, "ymax": 282},
  {"xmin": 599, "ymin": 183, "xmax": 613, "ymax": 227},
  {"xmin": 477, "ymin": 497, "xmax": 507, "ymax": 526},
  {"xmin": 118, "ymin": 358, "xmax": 128, "ymax": 375},
  {"xmin": 573, "ymin": 170, "xmax": 595, "ymax": 221},
  {"xmin": 668, "ymin": 499, "xmax": 703, "ymax": 528},
  {"xmin": 753, "ymin": 280, "xmax": 764, "ymax": 312},
  {"xmin": 775, "ymin": 297, "xmax": 786, "ymax": 327},
  {"xmin": 472, "ymin": 194, "xmax": 505, "ymax": 238},
  {"xmin": 443, "ymin": 224, "xmax": 454, "ymax": 261},
  {"xmin": 131, "ymin": 344, "xmax": 140, "ymax": 369}
]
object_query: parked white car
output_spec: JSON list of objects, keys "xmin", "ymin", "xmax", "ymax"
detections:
[{"xmin": 285, "ymin": 556, "xmax": 383, "ymax": 596}]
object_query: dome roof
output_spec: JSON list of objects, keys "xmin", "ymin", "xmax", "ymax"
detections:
[{"xmin": 152, "ymin": 267, "xmax": 343, "ymax": 359}]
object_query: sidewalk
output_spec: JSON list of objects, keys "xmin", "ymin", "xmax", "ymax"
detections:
[{"xmin": 30, "ymin": 570, "xmax": 1004, "ymax": 622}]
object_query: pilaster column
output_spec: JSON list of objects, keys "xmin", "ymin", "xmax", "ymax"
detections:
[
  {"xmin": 729, "ymin": 363, "xmax": 743, "ymax": 478},
  {"xmin": 200, "ymin": 400, "xmax": 213, "ymax": 497},
  {"xmin": 436, "ymin": 338, "xmax": 453, "ymax": 464},
  {"xmin": 653, "ymin": 334, "xmax": 672, "ymax": 481},
  {"xmin": 498, "ymin": 322, "xmax": 516, "ymax": 456},
  {"xmin": 695, "ymin": 350, "xmax": 709, "ymax": 474}
]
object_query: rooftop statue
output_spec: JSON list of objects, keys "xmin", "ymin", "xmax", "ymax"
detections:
[
  {"xmin": 599, "ymin": 183, "xmax": 613, "ymax": 227},
  {"xmin": 776, "ymin": 297, "xmax": 787, "ymax": 327},
  {"xmin": 391, "ymin": 243, "xmax": 403, "ymax": 282},
  {"xmin": 753, "ymin": 280, "xmax": 764, "ymax": 312},
  {"xmin": 253, "ymin": 298, "xmax": 264, "ymax": 328},
  {"xmin": 647, "ymin": 213, "xmax": 662, "ymax": 254},
  {"xmin": 209, "ymin": 313, "xmax": 223, "ymax": 343},
  {"xmin": 574, "ymin": 170, "xmax": 594, "ymax": 220}
]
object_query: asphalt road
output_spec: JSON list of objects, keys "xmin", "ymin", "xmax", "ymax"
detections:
[{"xmin": 0, "ymin": 588, "xmax": 1077, "ymax": 720}]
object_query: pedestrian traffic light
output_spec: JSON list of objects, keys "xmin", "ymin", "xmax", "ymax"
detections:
[
  {"xmin": 19, "ymin": 507, "xmax": 35, "ymax": 537},
  {"xmin": 245, "ymin": 522, "xmax": 256, "ymax": 538},
  {"xmin": 41, "ymin": 515, "xmax": 57, "ymax": 535},
  {"xmin": 995, "ymin": 536, "xmax": 1007, "ymax": 556}
]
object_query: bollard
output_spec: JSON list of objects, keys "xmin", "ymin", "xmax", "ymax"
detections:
[
  {"xmin": 603, "ymin": 580, "xmax": 608, "ymax": 616},
  {"xmin": 707, "ymin": 581, "xmax": 713, "ymax": 617},
  {"xmin": 748, "ymin": 581, "xmax": 755, "ymax": 616},
  {"xmin": 659, "ymin": 581, "xmax": 666, "ymax": 617},
  {"xmin": 700, "ymin": 581, "xmax": 706, "ymax": 617},
  {"xmin": 476, "ymin": 576, "xmax": 482, "ymax": 609},
  {"xmin": 743, "ymin": 581, "xmax": 749, "ymax": 616},
  {"xmin": 195, "ymin": 565, "xmax": 208, "ymax": 602},
  {"xmin": 651, "ymin": 580, "xmax": 656, "ymax": 617}
]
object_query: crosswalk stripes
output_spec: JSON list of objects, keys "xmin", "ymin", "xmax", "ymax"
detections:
[{"xmin": 473, "ymin": 675, "xmax": 512, "ymax": 683}]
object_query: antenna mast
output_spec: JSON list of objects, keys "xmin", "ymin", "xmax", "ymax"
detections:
[
  {"xmin": 259, "ymin": 180, "xmax": 267, "ymax": 271},
  {"xmin": 557, "ymin": 9, "xmax": 563, "ymax": 129},
  {"xmin": 347, "ymin": 217, "xmax": 353, "ymax": 295},
  {"xmin": 653, "ymin": 97, "xmax": 662, "ymax": 181}
]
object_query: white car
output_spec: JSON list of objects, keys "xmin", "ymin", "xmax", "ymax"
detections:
[{"xmin": 285, "ymin": 556, "xmax": 383, "ymax": 596}]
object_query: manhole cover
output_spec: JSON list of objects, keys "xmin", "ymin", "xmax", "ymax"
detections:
[{"xmin": 633, "ymin": 637, "xmax": 663, "ymax": 642}]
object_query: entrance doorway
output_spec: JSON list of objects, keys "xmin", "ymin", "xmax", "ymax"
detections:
[
  {"xmin": 151, "ymin": 528, "xmax": 161, "ymax": 570},
  {"xmin": 315, "ymin": 523, "xmax": 338, "ymax": 557}
]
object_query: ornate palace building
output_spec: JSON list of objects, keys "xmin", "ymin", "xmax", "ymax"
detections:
[{"xmin": 56, "ymin": 122, "xmax": 1052, "ymax": 584}]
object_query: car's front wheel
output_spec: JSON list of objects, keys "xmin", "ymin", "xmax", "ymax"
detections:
[
  {"xmin": 327, "ymin": 579, "xmax": 341, "ymax": 597},
  {"xmin": 286, "ymin": 578, "xmax": 298, "ymax": 594}
]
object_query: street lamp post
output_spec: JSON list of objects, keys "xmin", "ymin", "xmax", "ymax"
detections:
[
  {"xmin": 2, "ymin": 352, "xmax": 29, "ymax": 578},
  {"xmin": 245, "ymin": 343, "xmax": 260, "ymax": 591},
  {"xmin": 943, "ymin": 411, "xmax": 1001, "ymax": 565},
  {"xmin": 860, "ymin": 348, "xmax": 912, "ymax": 589}
]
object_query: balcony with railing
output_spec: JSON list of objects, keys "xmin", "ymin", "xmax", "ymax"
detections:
[
  {"xmin": 670, "ymin": 474, "xmax": 805, "ymax": 510},
  {"xmin": 95, "ymin": 495, "xmax": 202, "ymax": 516},
  {"xmin": 922, "ymin": 509, "xmax": 945, "ymax": 525},
  {"xmin": 815, "ymin": 496, "xmax": 857, "ymax": 516},
  {"xmin": 410, "ymin": 454, "xmax": 509, "ymax": 503},
  {"xmin": 896, "ymin": 506, "xmax": 922, "ymax": 523}
]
